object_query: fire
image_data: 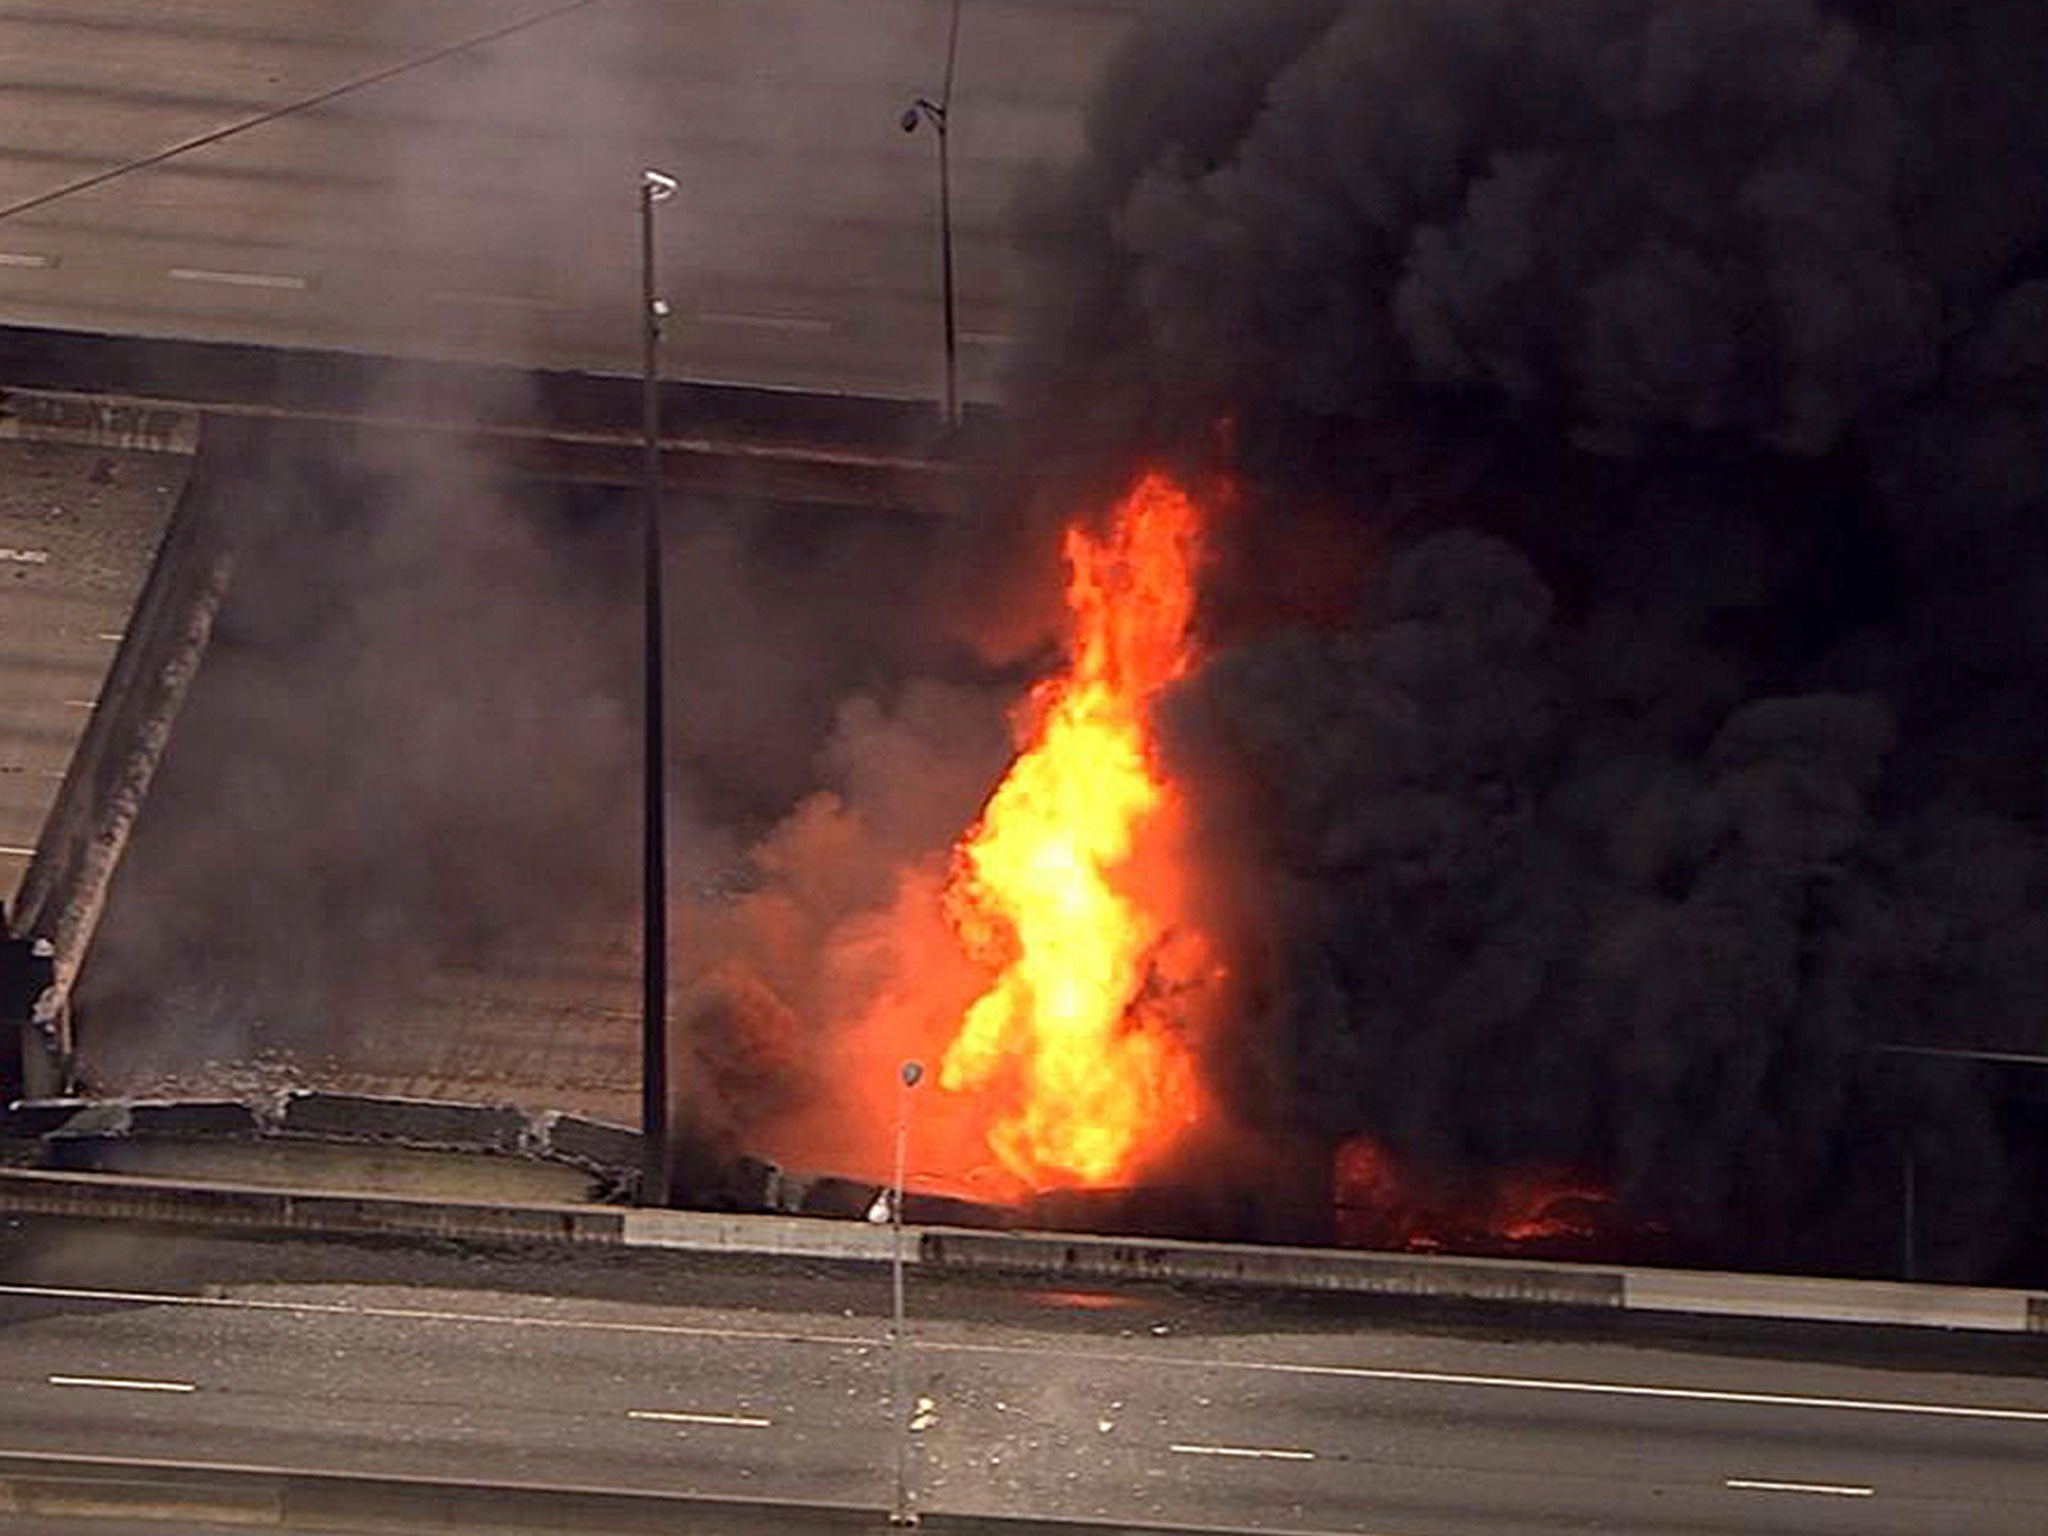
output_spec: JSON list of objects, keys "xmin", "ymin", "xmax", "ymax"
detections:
[
  {"xmin": 1334, "ymin": 1134, "xmax": 1613, "ymax": 1253},
  {"xmin": 938, "ymin": 471, "xmax": 1213, "ymax": 1188}
]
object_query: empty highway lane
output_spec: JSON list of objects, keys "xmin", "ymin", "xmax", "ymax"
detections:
[
  {"xmin": 2, "ymin": 1218, "xmax": 2046, "ymax": 1532},
  {"xmin": 0, "ymin": 0, "xmax": 1147, "ymax": 400}
]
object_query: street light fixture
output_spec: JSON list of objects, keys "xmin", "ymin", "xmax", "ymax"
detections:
[
  {"xmin": 639, "ymin": 166, "xmax": 677, "ymax": 1209},
  {"xmin": 901, "ymin": 0, "xmax": 963, "ymax": 427},
  {"xmin": 890, "ymin": 1057, "xmax": 925, "ymax": 1525}
]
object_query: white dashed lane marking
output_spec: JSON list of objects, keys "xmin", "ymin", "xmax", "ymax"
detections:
[
  {"xmin": 7, "ymin": 1283, "xmax": 2048, "ymax": 1428},
  {"xmin": 626, "ymin": 1409, "xmax": 771, "ymax": 1429},
  {"xmin": 167, "ymin": 267, "xmax": 308, "ymax": 291},
  {"xmin": 1171, "ymin": 1443, "xmax": 1316, "ymax": 1462},
  {"xmin": 48, "ymin": 1375, "xmax": 195, "ymax": 1394},
  {"xmin": 1727, "ymin": 1478, "xmax": 1875, "ymax": 1498}
]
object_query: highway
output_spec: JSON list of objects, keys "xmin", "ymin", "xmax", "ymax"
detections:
[
  {"xmin": 2, "ymin": 1218, "xmax": 2046, "ymax": 1532},
  {"xmin": 0, "ymin": 0, "xmax": 1147, "ymax": 402},
  {"xmin": 0, "ymin": 436, "xmax": 186, "ymax": 915}
]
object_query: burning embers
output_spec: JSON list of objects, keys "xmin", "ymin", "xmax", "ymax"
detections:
[
  {"xmin": 1334, "ymin": 1135, "xmax": 1613, "ymax": 1256},
  {"xmin": 937, "ymin": 471, "xmax": 1217, "ymax": 1188}
]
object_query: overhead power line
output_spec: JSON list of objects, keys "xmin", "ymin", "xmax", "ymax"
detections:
[{"xmin": 0, "ymin": 0, "xmax": 611, "ymax": 225}]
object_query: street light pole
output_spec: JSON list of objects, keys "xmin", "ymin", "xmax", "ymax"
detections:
[
  {"xmin": 902, "ymin": 0, "xmax": 963, "ymax": 427},
  {"xmin": 639, "ymin": 167, "xmax": 678, "ymax": 1209},
  {"xmin": 889, "ymin": 1057, "xmax": 924, "ymax": 1526}
]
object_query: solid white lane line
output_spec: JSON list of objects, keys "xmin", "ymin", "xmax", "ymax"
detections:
[
  {"xmin": 0, "ymin": 1283, "xmax": 870, "ymax": 1351},
  {"xmin": 626, "ymin": 1409, "xmax": 771, "ymax": 1428},
  {"xmin": 1266, "ymin": 1366, "xmax": 2048, "ymax": 1424},
  {"xmin": 1172, "ymin": 1443, "xmax": 1316, "ymax": 1462},
  {"xmin": 167, "ymin": 268, "xmax": 308, "ymax": 292},
  {"xmin": 936, "ymin": 1341, "xmax": 2048, "ymax": 1426},
  {"xmin": 48, "ymin": 1374, "xmax": 195, "ymax": 1394},
  {"xmin": 10, "ymin": 1281, "xmax": 2048, "ymax": 1428},
  {"xmin": 0, "ymin": 253, "xmax": 54, "ymax": 270},
  {"xmin": 1727, "ymin": 1478, "xmax": 1874, "ymax": 1498}
]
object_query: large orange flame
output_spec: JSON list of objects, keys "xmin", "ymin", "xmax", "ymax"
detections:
[{"xmin": 938, "ymin": 472, "xmax": 1213, "ymax": 1188}]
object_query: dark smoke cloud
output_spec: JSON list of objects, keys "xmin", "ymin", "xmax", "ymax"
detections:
[{"xmin": 1017, "ymin": 0, "xmax": 2048, "ymax": 1278}]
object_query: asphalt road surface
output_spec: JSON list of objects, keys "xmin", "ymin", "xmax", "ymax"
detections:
[
  {"xmin": 2, "ymin": 1217, "xmax": 2046, "ymax": 1533},
  {"xmin": 0, "ymin": 0, "xmax": 1147, "ymax": 402},
  {"xmin": 0, "ymin": 440, "xmax": 184, "ymax": 913}
]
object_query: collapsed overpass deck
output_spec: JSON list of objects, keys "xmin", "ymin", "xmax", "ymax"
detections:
[{"xmin": 2, "ymin": 321, "xmax": 963, "ymax": 1110}]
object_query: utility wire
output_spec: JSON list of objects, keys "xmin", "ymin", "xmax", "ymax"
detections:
[{"xmin": 0, "ymin": 0, "xmax": 612, "ymax": 225}]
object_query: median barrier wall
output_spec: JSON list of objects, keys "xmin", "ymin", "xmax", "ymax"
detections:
[
  {"xmin": 40, "ymin": 1102, "xmax": 129, "ymax": 1138},
  {"xmin": 278, "ymin": 1090, "xmax": 528, "ymax": 1152},
  {"xmin": 6, "ymin": 1155, "xmax": 2048, "ymax": 1333},
  {"xmin": 0, "ymin": 1165, "xmax": 624, "ymax": 1244},
  {"xmin": 0, "ymin": 1166, "xmax": 294, "ymax": 1229},
  {"xmin": 536, "ymin": 1111, "xmax": 640, "ymax": 1174},
  {"xmin": 622, "ymin": 1207, "xmax": 899, "ymax": 1262},
  {"xmin": 123, "ymin": 1100, "xmax": 260, "ymax": 1138},
  {"xmin": 0, "ymin": 1100, "xmax": 86, "ymax": 1143},
  {"xmin": 279, "ymin": 1189, "xmax": 623, "ymax": 1244},
  {"xmin": 1622, "ymin": 1268, "xmax": 2035, "ymax": 1331},
  {"xmin": 919, "ymin": 1227, "xmax": 1626, "ymax": 1308}
]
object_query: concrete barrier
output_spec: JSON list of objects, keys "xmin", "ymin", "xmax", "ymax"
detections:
[
  {"xmin": 622, "ymin": 1207, "xmax": 899, "ymax": 1262},
  {"xmin": 0, "ymin": 386, "xmax": 199, "ymax": 455},
  {"xmin": 5, "ymin": 1159, "xmax": 2047, "ymax": 1334},
  {"xmin": 920, "ymin": 1227, "xmax": 1626, "ymax": 1308},
  {"xmin": 278, "ymin": 1091, "xmax": 528, "ymax": 1152},
  {"xmin": 0, "ymin": 1099, "xmax": 94, "ymax": 1139},
  {"xmin": 125, "ymin": 1100, "xmax": 261, "ymax": 1138},
  {"xmin": 0, "ymin": 1165, "xmax": 623, "ymax": 1244},
  {"xmin": 791, "ymin": 1173, "xmax": 891, "ymax": 1222},
  {"xmin": 41, "ymin": 1102, "xmax": 130, "ymax": 1139},
  {"xmin": 1623, "ymin": 1268, "xmax": 2035, "ymax": 1331},
  {"xmin": 536, "ymin": 1111, "xmax": 639, "ymax": 1173}
]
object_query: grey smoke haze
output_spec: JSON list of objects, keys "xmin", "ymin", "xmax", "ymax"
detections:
[
  {"xmin": 996, "ymin": 0, "xmax": 2048, "ymax": 1278},
  {"xmin": 77, "ymin": 1, "xmax": 980, "ymax": 1099},
  {"xmin": 78, "ymin": 430, "xmax": 633, "ymax": 1075},
  {"xmin": 80, "ymin": 420, "xmax": 978, "ymax": 1089}
]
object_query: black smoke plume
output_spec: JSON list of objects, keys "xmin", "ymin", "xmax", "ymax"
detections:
[{"xmin": 1005, "ymin": 0, "xmax": 2048, "ymax": 1280}]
